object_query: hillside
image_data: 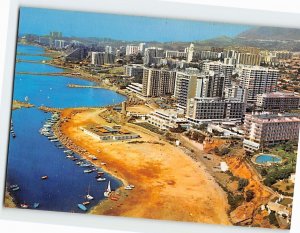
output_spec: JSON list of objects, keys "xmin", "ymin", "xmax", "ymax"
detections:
[{"xmin": 238, "ymin": 26, "xmax": 300, "ymax": 41}]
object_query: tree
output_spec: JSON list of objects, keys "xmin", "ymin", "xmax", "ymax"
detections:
[
  {"xmin": 245, "ymin": 190, "xmax": 255, "ymax": 202},
  {"xmin": 238, "ymin": 178, "xmax": 249, "ymax": 192}
]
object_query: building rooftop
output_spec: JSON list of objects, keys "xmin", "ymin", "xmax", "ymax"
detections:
[{"xmin": 259, "ymin": 92, "xmax": 299, "ymax": 98}]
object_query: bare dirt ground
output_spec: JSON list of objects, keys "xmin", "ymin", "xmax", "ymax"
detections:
[{"xmin": 57, "ymin": 108, "xmax": 231, "ymax": 225}]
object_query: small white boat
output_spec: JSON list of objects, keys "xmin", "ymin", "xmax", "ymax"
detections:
[
  {"xmin": 124, "ymin": 185, "xmax": 133, "ymax": 190},
  {"xmin": 86, "ymin": 194, "xmax": 94, "ymax": 200},
  {"xmin": 104, "ymin": 181, "xmax": 111, "ymax": 197},
  {"xmin": 84, "ymin": 169, "xmax": 93, "ymax": 174},
  {"xmin": 97, "ymin": 178, "xmax": 106, "ymax": 182}
]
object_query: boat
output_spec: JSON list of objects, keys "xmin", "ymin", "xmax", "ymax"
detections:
[
  {"xmin": 86, "ymin": 194, "xmax": 94, "ymax": 200},
  {"xmin": 110, "ymin": 196, "xmax": 119, "ymax": 201},
  {"xmin": 9, "ymin": 184, "xmax": 18, "ymax": 189},
  {"xmin": 77, "ymin": 204, "xmax": 87, "ymax": 212},
  {"xmin": 41, "ymin": 176, "xmax": 48, "ymax": 180},
  {"xmin": 80, "ymin": 163, "xmax": 91, "ymax": 167},
  {"xmin": 33, "ymin": 203, "xmax": 40, "ymax": 209},
  {"xmin": 84, "ymin": 169, "xmax": 93, "ymax": 174},
  {"xmin": 82, "ymin": 201, "xmax": 90, "ymax": 206},
  {"xmin": 104, "ymin": 181, "xmax": 111, "ymax": 197},
  {"xmin": 97, "ymin": 178, "xmax": 106, "ymax": 182},
  {"xmin": 24, "ymin": 96, "xmax": 29, "ymax": 102},
  {"xmin": 124, "ymin": 185, "xmax": 133, "ymax": 190},
  {"xmin": 97, "ymin": 171, "xmax": 104, "ymax": 175},
  {"xmin": 12, "ymin": 186, "xmax": 20, "ymax": 192},
  {"xmin": 20, "ymin": 203, "xmax": 29, "ymax": 209},
  {"xmin": 63, "ymin": 150, "xmax": 73, "ymax": 154}
]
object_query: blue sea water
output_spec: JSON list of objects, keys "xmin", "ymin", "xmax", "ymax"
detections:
[{"xmin": 6, "ymin": 44, "xmax": 126, "ymax": 213}]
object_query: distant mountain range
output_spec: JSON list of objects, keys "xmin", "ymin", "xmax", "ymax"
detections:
[{"xmin": 237, "ymin": 26, "xmax": 300, "ymax": 41}]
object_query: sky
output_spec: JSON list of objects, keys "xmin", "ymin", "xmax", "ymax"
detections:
[{"xmin": 18, "ymin": 7, "xmax": 252, "ymax": 42}]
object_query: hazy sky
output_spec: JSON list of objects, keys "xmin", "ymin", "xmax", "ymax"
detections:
[{"xmin": 19, "ymin": 7, "xmax": 251, "ymax": 42}]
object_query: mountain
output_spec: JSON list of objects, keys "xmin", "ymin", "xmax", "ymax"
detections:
[{"xmin": 238, "ymin": 26, "xmax": 300, "ymax": 41}]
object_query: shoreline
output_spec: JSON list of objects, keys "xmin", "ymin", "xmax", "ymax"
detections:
[
  {"xmin": 17, "ymin": 43, "xmax": 130, "ymax": 100},
  {"xmin": 55, "ymin": 107, "xmax": 231, "ymax": 225},
  {"xmin": 14, "ymin": 43, "xmax": 231, "ymax": 224}
]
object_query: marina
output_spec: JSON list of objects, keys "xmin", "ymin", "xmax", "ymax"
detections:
[{"xmin": 6, "ymin": 44, "xmax": 124, "ymax": 212}]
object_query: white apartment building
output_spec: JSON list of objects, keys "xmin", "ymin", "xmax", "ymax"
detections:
[
  {"xmin": 142, "ymin": 68, "xmax": 176, "ymax": 97},
  {"xmin": 147, "ymin": 109, "xmax": 189, "ymax": 130},
  {"xmin": 203, "ymin": 61, "xmax": 233, "ymax": 86},
  {"xmin": 256, "ymin": 92, "xmax": 300, "ymax": 111},
  {"xmin": 126, "ymin": 82, "xmax": 143, "ymax": 95},
  {"xmin": 224, "ymin": 85, "xmax": 246, "ymax": 102},
  {"xmin": 186, "ymin": 97, "xmax": 244, "ymax": 124},
  {"xmin": 240, "ymin": 66, "xmax": 280, "ymax": 103},
  {"xmin": 126, "ymin": 45, "xmax": 140, "ymax": 55},
  {"xmin": 243, "ymin": 113, "xmax": 300, "ymax": 151}
]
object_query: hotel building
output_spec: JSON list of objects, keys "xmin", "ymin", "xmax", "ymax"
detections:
[
  {"xmin": 240, "ymin": 66, "xmax": 280, "ymax": 103},
  {"xmin": 203, "ymin": 61, "xmax": 233, "ymax": 86},
  {"xmin": 125, "ymin": 64, "xmax": 144, "ymax": 82},
  {"xmin": 243, "ymin": 113, "xmax": 300, "ymax": 151},
  {"xmin": 91, "ymin": 52, "xmax": 115, "ymax": 65},
  {"xmin": 147, "ymin": 109, "xmax": 189, "ymax": 130},
  {"xmin": 256, "ymin": 92, "xmax": 300, "ymax": 111},
  {"xmin": 142, "ymin": 68, "xmax": 176, "ymax": 97},
  {"xmin": 186, "ymin": 97, "xmax": 245, "ymax": 124},
  {"xmin": 126, "ymin": 45, "xmax": 140, "ymax": 55},
  {"xmin": 174, "ymin": 68, "xmax": 200, "ymax": 111}
]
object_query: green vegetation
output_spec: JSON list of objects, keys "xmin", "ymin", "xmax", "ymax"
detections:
[
  {"xmin": 238, "ymin": 178, "xmax": 249, "ymax": 192},
  {"xmin": 256, "ymin": 143, "xmax": 297, "ymax": 193},
  {"xmin": 269, "ymin": 211, "xmax": 280, "ymax": 227},
  {"xmin": 245, "ymin": 190, "xmax": 255, "ymax": 202},
  {"xmin": 184, "ymin": 130, "xmax": 206, "ymax": 143}
]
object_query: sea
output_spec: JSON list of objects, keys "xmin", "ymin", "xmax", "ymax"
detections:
[{"xmin": 5, "ymin": 44, "xmax": 126, "ymax": 213}]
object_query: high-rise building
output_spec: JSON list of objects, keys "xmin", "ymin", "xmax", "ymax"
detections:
[
  {"xmin": 243, "ymin": 113, "xmax": 300, "ymax": 151},
  {"xmin": 224, "ymin": 85, "xmax": 246, "ymax": 102},
  {"xmin": 125, "ymin": 64, "xmax": 144, "ymax": 83},
  {"xmin": 142, "ymin": 68, "xmax": 176, "ymax": 97},
  {"xmin": 186, "ymin": 43, "xmax": 194, "ymax": 62},
  {"xmin": 50, "ymin": 31, "xmax": 62, "ymax": 38},
  {"xmin": 196, "ymin": 71, "xmax": 225, "ymax": 98},
  {"xmin": 203, "ymin": 61, "xmax": 233, "ymax": 86},
  {"xmin": 256, "ymin": 92, "xmax": 300, "ymax": 111},
  {"xmin": 91, "ymin": 52, "xmax": 115, "ymax": 65},
  {"xmin": 240, "ymin": 66, "xmax": 279, "ymax": 103},
  {"xmin": 126, "ymin": 45, "xmax": 140, "ymax": 55},
  {"xmin": 54, "ymin": 40, "xmax": 66, "ymax": 49},
  {"xmin": 105, "ymin": 46, "xmax": 112, "ymax": 54},
  {"xmin": 144, "ymin": 47, "xmax": 165, "ymax": 66},
  {"xmin": 236, "ymin": 53, "xmax": 261, "ymax": 66},
  {"xmin": 186, "ymin": 97, "xmax": 244, "ymax": 124},
  {"xmin": 174, "ymin": 68, "xmax": 200, "ymax": 111},
  {"xmin": 138, "ymin": 43, "xmax": 146, "ymax": 54}
]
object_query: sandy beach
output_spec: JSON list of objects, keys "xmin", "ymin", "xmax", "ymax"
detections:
[{"xmin": 54, "ymin": 107, "xmax": 231, "ymax": 225}]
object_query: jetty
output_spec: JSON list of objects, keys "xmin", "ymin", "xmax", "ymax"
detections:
[
  {"xmin": 39, "ymin": 106, "xmax": 63, "ymax": 113},
  {"xmin": 68, "ymin": 84, "xmax": 103, "ymax": 89}
]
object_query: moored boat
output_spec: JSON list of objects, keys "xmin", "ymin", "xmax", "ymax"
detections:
[
  {"xmin": 97, "ymin": 177, "xmax": 106, "ymax": 182},
  {"xmin": 84, "ymin": 169, "xmax": 93, "ymax": 174},
  {"xmin": 104, "ymin": 181, "xmax": 111, "ymax": 197},
  {"xmin": 77, "ymin": 204, "xmax": 87, "ymax": 212}
]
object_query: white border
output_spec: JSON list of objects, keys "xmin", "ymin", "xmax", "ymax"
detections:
[{"xmin": 0, "ymin": 1, "xmax": 299, "ymax": 233}]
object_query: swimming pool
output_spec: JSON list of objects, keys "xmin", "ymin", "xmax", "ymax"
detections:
[{"xmin": 255, "ymin": 154, "xmax": 282, "ymax": 164}]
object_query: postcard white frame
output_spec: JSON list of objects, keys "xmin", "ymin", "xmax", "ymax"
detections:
[{"xmin": 1, "ymin": 1, "xmax": 300, "ymax": 233}]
